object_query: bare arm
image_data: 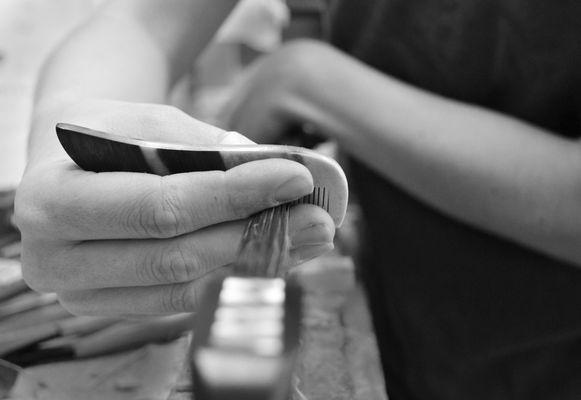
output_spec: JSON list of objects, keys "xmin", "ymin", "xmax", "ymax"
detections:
[
  {"xmin": 30, "ymin": 0, "xmax": 238, "ymax": 161},
  {"xmin": 227, "ymin": 41, "xmax": 581, "ymax": 267}
]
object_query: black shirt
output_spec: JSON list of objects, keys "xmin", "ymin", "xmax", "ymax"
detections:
[{"xmin": 329, "ymin": 1, "xmax": 581, "ymax": 399}]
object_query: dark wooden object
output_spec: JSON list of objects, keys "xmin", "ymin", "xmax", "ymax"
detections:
[{"xmin": 55, "ymin": 123, "xmax": 348, "ymax": 227}]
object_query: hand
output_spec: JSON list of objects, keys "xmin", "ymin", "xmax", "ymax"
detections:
[
  {"xmin": 15, "ymin": 99, "xmax": 335, "ymax": 316},
  {"xmin": 220, "ymin": 40, "xmax": 331, "ymax": 144}
]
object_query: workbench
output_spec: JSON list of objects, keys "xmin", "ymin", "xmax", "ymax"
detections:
[{"xmin": 9, "ymin": 256, "xmax": 386, "ymax": 400}]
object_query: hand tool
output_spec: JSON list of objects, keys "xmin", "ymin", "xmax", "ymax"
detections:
[
  {"xmin": 6, "ymin": 314, "xmax": 194, "ymax": 367},
  {"xmin": 55, "ymin": 123, "xmax": 348, "ymax": 227}
]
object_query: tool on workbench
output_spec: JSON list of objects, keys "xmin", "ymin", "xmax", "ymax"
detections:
[
  {"xmin": 5, "ymin": 313, "xmax": 194, "ymax": 367},
  {"xmin": 0, "ymin": 316, "xmax": 117, "ymax": 357}
]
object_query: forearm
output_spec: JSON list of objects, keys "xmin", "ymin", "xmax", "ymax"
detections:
[
  {"xmin": 30, "ymin": 0, "xmax": 237, "ymax": 162},
  {"xmin": 293, "ymin": 44, "xmax": 581, "ymax": 266},
  {"xmin": 30, "ymin": 17, "xmax": 165, "ymax": 161}
]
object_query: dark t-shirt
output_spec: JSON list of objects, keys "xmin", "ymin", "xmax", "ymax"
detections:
[{"xmin": 328, "ymin": 1, "xmax": 581, "ymax": 399}]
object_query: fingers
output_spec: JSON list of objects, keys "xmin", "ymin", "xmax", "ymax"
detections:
[
  {"xmin": 19, "ymin": 99, "xmax": 338, "ymax": 318},
  {"xmin": 57, "ymin": 267, "xmax": 231, "ymax": 316},
  {"xmin": 18, "ymin": 158, "xmax": 314, "ymax": 241},
  {"xmin": 28, "ymin": 220, "xmax": 244, "ymax": 292},
  {"xmin": 54, "ymin": 206, "xmax": 335, "ymax": 317},
  {"xmin": 23, "ymin": 205, "xmax": 335, "ymax": 292}
]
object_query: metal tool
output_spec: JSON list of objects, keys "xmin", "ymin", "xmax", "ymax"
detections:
[{"xmin": 55, "ymin": 123, "xmax": 348, "ymax": 227}]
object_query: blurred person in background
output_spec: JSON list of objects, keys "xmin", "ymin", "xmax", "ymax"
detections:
[{"xmin": 14, "ymin": 0, "xmax": 581, "ymax": 399}]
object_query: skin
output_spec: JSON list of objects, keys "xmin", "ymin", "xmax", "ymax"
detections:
[
  {"xmin": 15, "ymin": 0, "xmax": 335, "ymax": 316},
  {"xmin": 224, "ymin": 40, "xmax": 581, "ymax": 268},
  {"xmin": 16, "ymin": 0, "xmax": 581, "ymax": 315}
]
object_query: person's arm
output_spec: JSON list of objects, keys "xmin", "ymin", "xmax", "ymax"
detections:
[
  {"xmin": 30, "ymin": 0, "xmax": 238, "ymax": 162},
  {"xmin": 225, "ymin": 40, "xmax": 581, "ymax": 267}
]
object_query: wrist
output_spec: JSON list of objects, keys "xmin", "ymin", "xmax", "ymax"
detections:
[{"xmin": 271, "ymin": 40, "xmax": 335, "ymax": 133}]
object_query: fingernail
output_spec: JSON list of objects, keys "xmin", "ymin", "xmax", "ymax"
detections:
[
  {"xmin": 295, "ymin": 243, "xmax": 334, "ymax": 265},
  {"xmin": 292, "ymin": 224, "xmax": 333, "ymax": 247},
  {"xmin": 274, "ymin": 175, "xmax": 312, "ymax": 203}
]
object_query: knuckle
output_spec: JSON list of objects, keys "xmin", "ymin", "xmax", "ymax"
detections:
[
  {"xmin": 148, "ymin": 207, "xmax": 180, "ymax": 239},
  {"xmin": 14, "ymin": 183, "xmax": 49, "ymax": 235},
  {"xmin": 138, "ymin": 249, "xmax": 159, "ymax": 284},
  {"xmin": 126, "ymin": 181, "xmax": 183, "ymax": 238},
  {"xmin": 141, "ymin": 242, "xmax": 194, "ymax": 284},
  {"xmin": 159, "ymin": 178, "xmax": 186, "ymax": 234},
  {"xmin": 161, "ymin": 242, "xmax": 196, "ymax": 283},
  {"xmin": 222, "ymin": 174, "xmax": 252, "ymax": 220},
  {"xmin": 161, "ymin": 284, "xmax": 196, "ymax": 313},
  {"xmin": 15, "ymin": 168, "xmax": 76, "ymax": 238}
]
